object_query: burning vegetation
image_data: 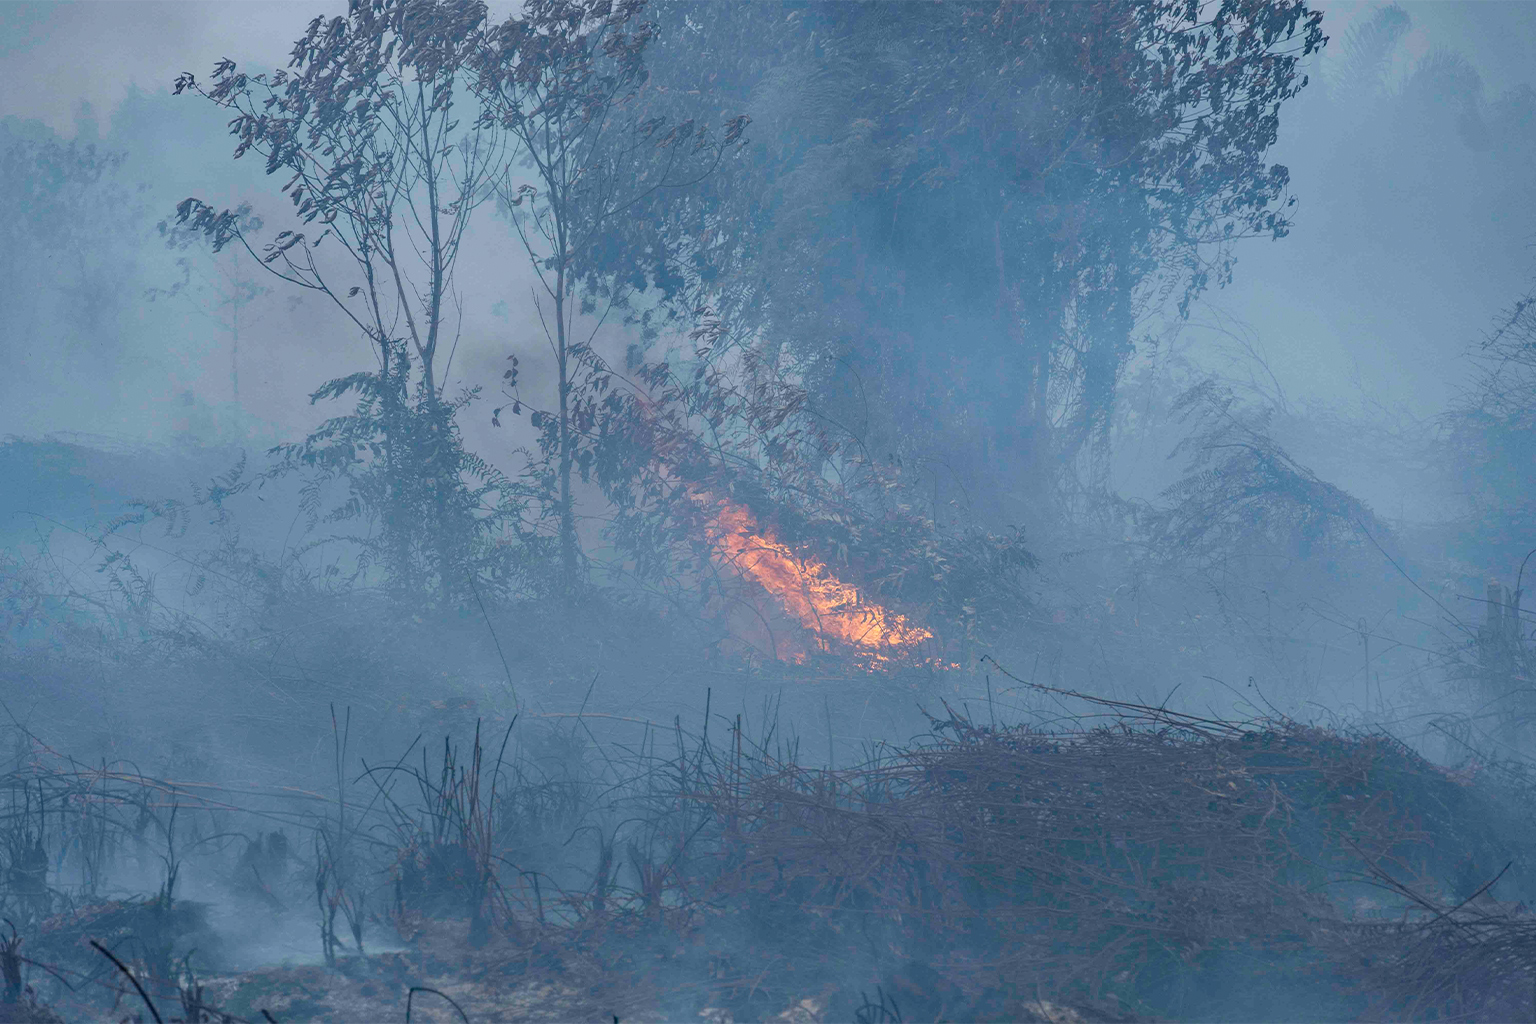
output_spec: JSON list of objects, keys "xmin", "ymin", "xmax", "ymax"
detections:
[{"xmin": 697, "ymin": 491, "xmax": 934, "ymax": 664}]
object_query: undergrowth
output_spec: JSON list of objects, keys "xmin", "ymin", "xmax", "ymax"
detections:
[{"xmin": 2, "ymin": 666, "xmax": 1535, "ymax": 1021}]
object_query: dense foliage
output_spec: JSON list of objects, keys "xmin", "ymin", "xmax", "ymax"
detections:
[{"xmin": 616, "ymin": 0, "xmax": 1326, "ymax": 520}]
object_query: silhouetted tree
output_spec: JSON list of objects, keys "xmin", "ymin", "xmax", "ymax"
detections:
[
  {"xmin": 151, "ymin": 204, "xmax": 270, "ymax": 408},
  {"xmin": 1327, "ymin": 4, "xmax": 1410, "ymax": 103},
  {"xmin": 471, "ymin": 0, "xmax": 746, "ymax": 596},
  {"xmin": 1447, "ymin": 281, "xmax": 1536, "ymax": 561},
  {"xmin": 613, "ymin": 0, "xmax": 1326, "ymax": 523},
  {"xmin": 172, "ymin": 0, "xmax": 517, "ymax": 604},
  {"xmin": 0, "ymin": 120, "xmax": 139, "ymax": 383}
]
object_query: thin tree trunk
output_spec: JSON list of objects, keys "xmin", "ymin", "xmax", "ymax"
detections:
[{"xmin": 556, "ymin": 263, "xmax": 578, "ymax": 595}]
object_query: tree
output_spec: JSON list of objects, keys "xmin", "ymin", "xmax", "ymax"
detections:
[
  {"xmin": 152, "ymin": 204, "xmax": 270, "ymax": 409},
  {"xmin": 1432, "ymin": 283, "xmax": 1536, "ymax": 747},
  {"xmin": 172, "ymin": 0, "xmax": 515, "ymax": 604},
  {"xmin": 615, "ymin": 0, "xmax": 1326, "ymax": 525},
  {"xmin": 1447, "ymin": 281, "xmax": 1536, "ymax": 562},
  {"xmin": 470, "ymin": 0, "xmax": 747, "ymax": 596},
  {"xmin": 0, "ymin": 118, "xmax": 141, "ymax": 391},
  {"xmin": 1326, "ymin": 3, "xmax": 1410, "ymax": 103}
]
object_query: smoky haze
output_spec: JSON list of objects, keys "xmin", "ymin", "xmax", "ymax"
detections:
[{"xmin": 2, "ymin": 2, "xmax": 1536, "ymax": 1022}]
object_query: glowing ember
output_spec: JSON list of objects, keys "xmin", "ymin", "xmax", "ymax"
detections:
[{"xmin": 698, "ymin": 492, "xmax": 932, "ymax": 660}]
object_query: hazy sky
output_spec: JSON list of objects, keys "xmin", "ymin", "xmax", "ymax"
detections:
[
  {"xmin": 1222, "ymin": 0, "xmax": 1536, "ymax": 411},
  {"xmin": 0, "ymin": 2, "xmax": 342, "ymax": 133}
]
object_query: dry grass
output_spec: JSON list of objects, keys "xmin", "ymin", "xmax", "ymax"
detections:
[{"xmin": 3, "ymin": 671, "xmax": 1536, "ymax": 1021}]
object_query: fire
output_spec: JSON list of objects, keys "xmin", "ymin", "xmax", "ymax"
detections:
[{"xmin": 698, "ymin": 492, "xmax": 932, "ymax": 661}]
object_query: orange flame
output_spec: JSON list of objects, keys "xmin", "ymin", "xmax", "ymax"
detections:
[{"xmin": 697, "ymin": 492, "xmax": 932, "ymax": 661}]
